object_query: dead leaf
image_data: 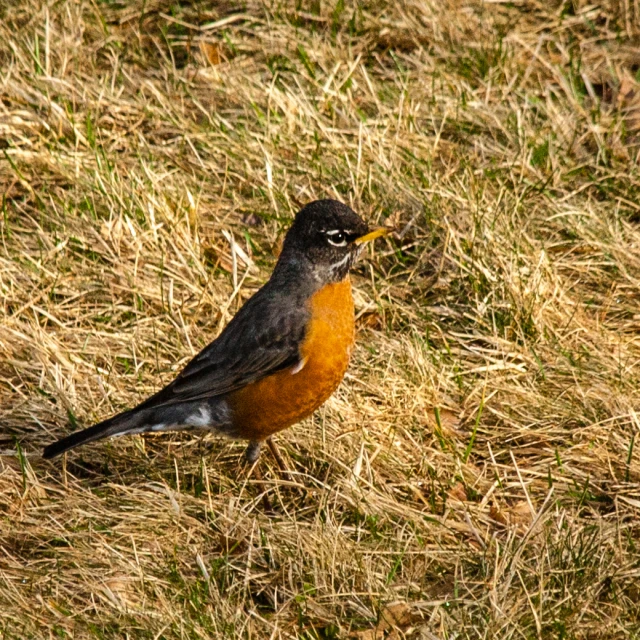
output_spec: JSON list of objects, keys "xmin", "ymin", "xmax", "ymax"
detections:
[
  {"xmin": 618, "ymin": 74, "xmax": 640, "ymax": 132},
  {"xmin": 509, "ymin": 500, "xmax": 533, "ymax": 526},
  {"xmin": 426, "ymin": 407, "xmax": 460, "ymax": 434},
  {"xmin": 489, "ymin": 505, "xmax": 508, "ymax": 526},
  {"xmin": 618, "ymin": 75, "xmax": 637, "ymax": 108},
  {"xmin": 448, "ymin": 481, "xmax": 468, "ymax": 503},
  {"xmin": 380, "ymin": 602, "xmax": 412, "ymax": 629},
  {"xmin": 350, "ymin": 602, "xmax": 414, "ymax": 639},
  {"xmin": 490, "ymin": 501, "xmax": 533, "ymax": 531},
  {"xmin": 199, "ymin": 41, "xmax": 220, "ymax": 66},
  {"xmin": 357, "ymin": 310, "xmax": 383, "ymax": 330}
]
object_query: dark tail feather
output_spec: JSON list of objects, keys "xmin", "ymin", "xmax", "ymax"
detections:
[{"xmin": 43, "ymin": 409, "xmax": 144, "ymax": 459}]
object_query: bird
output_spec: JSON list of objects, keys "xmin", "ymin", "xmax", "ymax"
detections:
[{"xmin": 43, "ymin": 199, "xmax": 389, "ymax": 462}]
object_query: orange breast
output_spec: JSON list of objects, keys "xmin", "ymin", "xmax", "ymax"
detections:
[{"xmin": 228, "ymin": 278, "xmax": 355, "ymax": 441}]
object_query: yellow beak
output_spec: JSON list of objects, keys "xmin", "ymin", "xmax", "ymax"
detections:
[{"xmin": 354, "ymin": 227, "xmax": 392, "ymax": 245}]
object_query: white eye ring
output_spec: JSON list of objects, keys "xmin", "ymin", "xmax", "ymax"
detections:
[{"xmin": 326, "ymin": 230, "xmax": 347, "ymax": 247}]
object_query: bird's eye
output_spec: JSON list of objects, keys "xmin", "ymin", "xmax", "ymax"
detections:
[{"xmin": 326, "ymin": 230, "xmax": 347, "ymax": 247}]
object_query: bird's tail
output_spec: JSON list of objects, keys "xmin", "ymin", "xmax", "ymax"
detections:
[{"xmin": 42, "ymin": 409, "xmax": 147, "ymax": 459}]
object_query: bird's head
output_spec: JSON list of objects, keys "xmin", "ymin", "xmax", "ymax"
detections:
[{"xmin": 278, "ymin": 199, "xmax": 390, "ymax": 283}]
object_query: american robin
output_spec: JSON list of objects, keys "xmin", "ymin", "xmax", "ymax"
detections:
[{"xmin": 43, "ymin": 199, "xmax": 389, "ymax": 462}]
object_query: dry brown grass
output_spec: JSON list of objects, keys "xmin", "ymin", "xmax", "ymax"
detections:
[{"xmin": 2, "ymin": 0, "xmax": 640, "ymax": 638}]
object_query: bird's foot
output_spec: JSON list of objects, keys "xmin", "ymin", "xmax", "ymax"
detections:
[{"xmin": 245, "ymin": 440, "xmax": 262, "ymax": 463}]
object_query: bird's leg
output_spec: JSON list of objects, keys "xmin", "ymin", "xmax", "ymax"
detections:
[
  {"xmin": 243, "ymin": 440, "xmax": 274, "ymax": 513},
  {"xmin": 245, "ymin": 440, "xmax": 262, "ymax": 463},
  {"xmin": 266, "ymin": 437, "xmax": 291, "ymax": 477}
]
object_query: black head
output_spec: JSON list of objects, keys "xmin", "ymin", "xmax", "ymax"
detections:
[{"xmin": 278, "ymin": 200, "xmax": 381, "ymax": 283}]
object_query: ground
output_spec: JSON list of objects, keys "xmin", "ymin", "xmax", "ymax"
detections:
[{"xmin": 1, "ymin": 1, "xmax": 640, "ymax": 638}]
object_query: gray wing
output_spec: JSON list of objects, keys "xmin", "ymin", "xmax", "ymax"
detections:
[{"xmin": 136, "ymin": 286, "xmax": 309, "ymax": 410}]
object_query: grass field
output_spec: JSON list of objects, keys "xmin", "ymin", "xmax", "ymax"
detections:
[{"xmin": 2, "ymin": 0, "xmax": 640, "ymax": 638}]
